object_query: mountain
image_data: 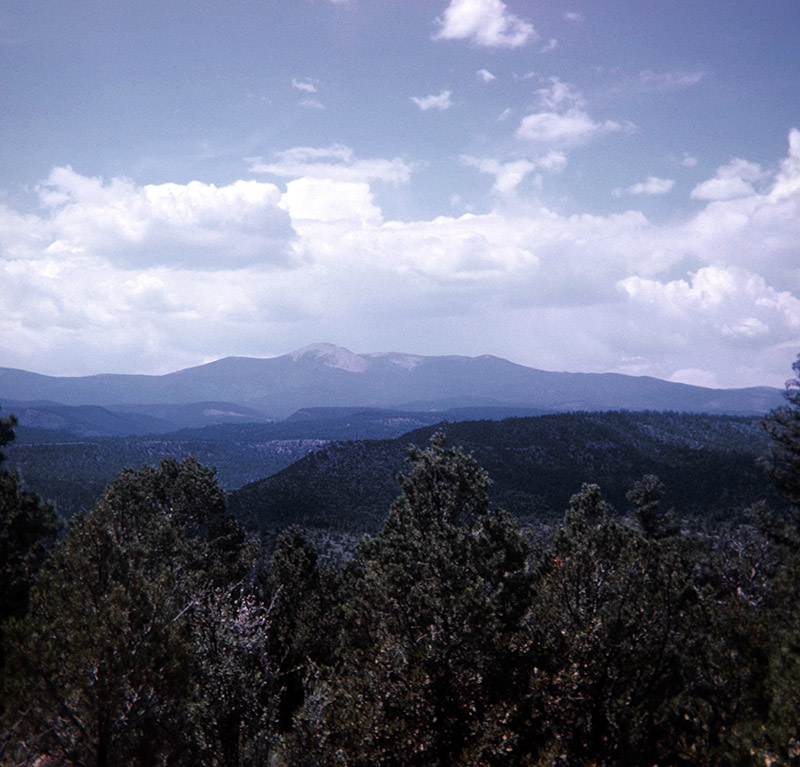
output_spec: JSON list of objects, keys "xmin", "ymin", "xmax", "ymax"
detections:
[{"xmin": 0, "ymin": 343, "xmax": 783, "ymax": 420}]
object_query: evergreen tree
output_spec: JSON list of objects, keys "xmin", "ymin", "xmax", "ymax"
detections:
[
  {"xmin": 0, "ymin": 412, "xmax": 60, "ymax": 677},
  {"xmin": 294, "ymin": 432, "xmax": 539, "ymax": 766},
  {"xmin": 626, "ymin": 473, "xmax": 678, "ymax": 539},
  {"xmin": 763, "ymin": 353, "xmax": 800, "ymax": 516},
  {"xmin": 1, "ymin": 457, "xmax": 259, "ymax": 767},
  {"xmin": 533, "ymin": 483, "xmax": 770, "ymax": 766}
]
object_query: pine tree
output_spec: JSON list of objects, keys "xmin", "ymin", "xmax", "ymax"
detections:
[
  {"xmin": 763, "ymin": 353, "xmax": 800, "ymax": 517},
  {"xmin": 294, "ymin": 432, "xmax": 539, "ymax": 766},
  {"xmin": 2, "ymin": 457, "xmax": 259, "ymax": 767},
  {"xmin": 0, "ymin": 411, "xmax": 61, "ymax": 678}
]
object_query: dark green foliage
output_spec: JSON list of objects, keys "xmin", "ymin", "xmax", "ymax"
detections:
[
  {"xmin": 626, "ymin": 473, "xmax": 679, "ymax": 538},
  {"xmin": 1, "ymin": 457, "xmax": 261, "ymax": 767},
  {"xmin": 291, "ymin": 433, "xmax": 543, "ymax": 766},
  {"xmin": 259, "ymin": 526, "xmax": 343, "ymax": 738},
  {"xmin": 532, "ymin": 484, "xmax": 770, "ymax": 765},
  {"xmin": 763, "ymin": 354, "xmax": 800, "ymax": 516},
  {"xmin": 230, "ymin": 411, "xmax": 778, "ymax": 536},
  {"xmin": 0, "ymin": 412, "xmax": 61, "ymax": 675},
  {"xmin": 4, "ymin": 370, "xmax": 800, "ymax": 766},
  {"xmin": 0, "ymin": 412, "xmax": 16, "ymax": 464}
]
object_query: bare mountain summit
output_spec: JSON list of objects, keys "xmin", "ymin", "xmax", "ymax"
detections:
[{"xmin": 0, "ymin": 344, "xmax": 783, "ymax": 419}]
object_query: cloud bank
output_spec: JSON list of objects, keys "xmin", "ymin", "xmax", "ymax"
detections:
[{"xmin": 2, "ymin": 131, "xmax": 800, "ymax": 387}]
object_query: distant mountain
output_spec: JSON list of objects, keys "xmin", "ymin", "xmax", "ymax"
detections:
[{"xmin": 0, "ymin": 342, "xmax": 783, "ymax": 421}]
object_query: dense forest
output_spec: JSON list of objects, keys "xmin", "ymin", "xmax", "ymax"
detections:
[
  {"xmin": 228, "ymin": 410, "xmax": 778, "ymax": 539},
  {"xmin": 2, "ymin": 356, "xmax": 800, "ymax": 766}
]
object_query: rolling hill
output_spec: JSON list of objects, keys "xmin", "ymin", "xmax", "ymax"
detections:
[{"xmin": 227, "ymin": 411, "xmax": 780, "ymax": 536}]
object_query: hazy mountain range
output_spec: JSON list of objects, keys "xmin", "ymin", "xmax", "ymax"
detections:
[{"xmin": 0, "ymin": 343, "xmax": 784, "ymax": 435}]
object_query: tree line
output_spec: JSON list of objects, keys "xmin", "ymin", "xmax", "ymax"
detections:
[{"xmin": 2, "ymin": 356, "xmax": 800, "ymax": 766}]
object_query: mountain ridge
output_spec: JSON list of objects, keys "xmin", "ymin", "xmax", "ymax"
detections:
[{"xmin": 0, "ymin": 343, "xmax": 783, "ymax": 420}]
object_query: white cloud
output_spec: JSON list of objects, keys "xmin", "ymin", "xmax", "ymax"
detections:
[
  {"xmin": 291, "ymin": 78, "xmax": 317, "ymax": 93},
  {"xmin": 517, "ymin": 79, "xmax": 625, "ymax": 147},
  {"xmin": 770, "ymin": 127, "xmax": 800, "ymax": 200},
  {"xmin": 462, "ymin": 151, "xmax": 567, "ymax": 193},
  {"xmin": 613, "ymin": 176, "xmax": 675, "ymax": 197},
  {"xmin": 517, "ymin": 110, "xmax": 622, "ymax": 146},
  {"xmin": 537, "ymin": 150, "xmax": 568, "ymax": 172},
  {"xmin": 411, "ymin": 90, "xmax": 453, "ymax": 111},
  {"xmin": 3, "ymin": 131, "xmax": 800, "ymax": 388},
  {"xmin": 681, "ymin": 154, "xmax": 698, "ymax": 168},
  {"xmin": 249, "ymin": 144, "xmax": 414, "ymax": 186},
  {"xmin": 620, "ymin": 266, "xmax": 800, "ymax": 342},
  {"xmin": 280, "ymin": 178, "xmax": 382, "ymax": 223},
  {"xmin": 298, "ymin": 98, "xmax": 324, "ymax": 110},
  {"xmin": 434, "ymin": 0, "xmax": 537, "ymax": 49},
  {"xmin": 540, "ymin": 38, "xmax": 558, "ymax": 53},
  {"xmin": 461, "ymin": 156, "xmax": 538, "ymax": 195},
  {"xmin": 564, "ymin": 11, "xmax": 584, "ymax": 22},
  {"xmin": 33, "ymin": 167, "xmax": 296, "ymax": 270},
  {"xmin": 476, "ymin": 68, "xmax": 496, "ymax": 83},
  {"xmin": 690, "ymin": 158, "xmax": 766, "ymax": 201},
  {"xmin": 535, "ymin": 77, "xmax": 584, "ymax": 111}
]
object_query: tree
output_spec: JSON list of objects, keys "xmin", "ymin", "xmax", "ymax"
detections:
[
  {"xmin": 532, "ymin": 483, "xmax": 772, "ymax": 766},
  {"xmin": 626, "ymin": 473, "xmax": 678, "ymax": 539},
  {"xmin": 0, "ymin": 412, "xmax": 60, "ymax": 675},
  {"xmin": 763, "ymin": 353, "xmax": 800, "ymax": 517},
  {"xmin": 294, "ymin": 432, "xmax": 540, "ymax": 766},
  {"xmin": 2, "ymin": 457, "xmax": 258, "ymax": 767}
]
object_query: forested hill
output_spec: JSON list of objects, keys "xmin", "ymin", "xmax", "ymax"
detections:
[
  {"xmin": 228, "ymin": 410, "xmax": 779, "ymax": 535},
  {"xmin": 4, "ymin": 406, "xmax": 546, "ymax": 518}
]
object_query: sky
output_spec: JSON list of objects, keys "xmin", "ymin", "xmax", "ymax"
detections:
[{"xmin": 1, "ymin": 0, "xmax": 800, "ymax": 389}]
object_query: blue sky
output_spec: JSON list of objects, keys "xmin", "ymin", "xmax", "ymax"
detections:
[{"xmin": 1, "ymin": 0, "xmax": 799, "ymax": 388}]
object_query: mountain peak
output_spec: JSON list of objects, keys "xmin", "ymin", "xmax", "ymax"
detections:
[{"xmin": 288, "ymin": 343, "xmax": 370, "ymax": 373}]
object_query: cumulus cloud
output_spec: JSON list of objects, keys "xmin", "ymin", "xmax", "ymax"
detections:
[
  {"xmin": 517, "ymin": 110, "xmax": 622, "ymax": 146},
  {"xmin": 516, "ymin": 78, "xmax": 625, "ymax": 147},
  {"xmin": 540, "ymin": 38, "xmax": 558, "ymax": 53},
  {"xmin": 620, "ymin": 266, "xmax": 800, "ymax": 343},
  {"xmin": 564, "ymin": 11, "xmax": 583, "ymax": 22},
  {"xmin": 411, "ymin": 90, "xmax": 453, "ymax": 111},
  {"xmin": 34, "ymin": 167, "xmax": 296, "ymax": 270},
  {"xmin": 434, "ymin": 0, "xmax": 537, "ymax": 49},
  {"xmin": 280, "ymin": 178, "xmax": 382, "ymax": 223},
  {"xmin": 771, "ymin": 127, "xmax": 800, "ymax": 200},
  {"xmin": 612, "ymin": 176, "xmax": 675, "ymax": 197},
  {"xmin": 476, "ymin": 68, "xmax": 496, "ymax": 83},
  {"xmin": 690, "ymin": 158, "xmax": 767, "ymax": 201},
  {"xmin": 535, "ymin": 77, "xmax": 584, "ymax": 111},
  {"xmin": 249, "ymin": 144, "xmax": 414, "ymax": 186}
]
